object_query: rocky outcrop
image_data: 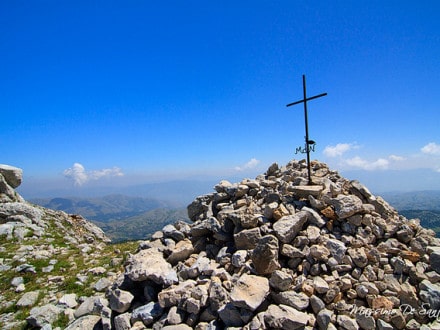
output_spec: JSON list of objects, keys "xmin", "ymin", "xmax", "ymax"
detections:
[
  {"xmin": 0, "ymin": 164, "xmax": 24, "ymax": 203},
  {"xmin": 0, "ymin": 165, "xmax": 109, "ymax": 244},
  {"xmin": 67, "ymin": 159, "xmax": 439, "ymax": 329},
  {"xmin": 0, "ymin": 165, "xmax": 120, "ymax": 329},
  {"xmin": 0, "ymin": 165, "xmax": 23, "ymax": 189}
]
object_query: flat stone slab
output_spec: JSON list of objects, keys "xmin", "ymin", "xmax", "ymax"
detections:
[
  {"xmin": 230, "ymin": 274, "xmax": 269, "ymax": 311},
  {"xmin": 288, "ymin": 185, "xmax": 323, "ymax": 198}
]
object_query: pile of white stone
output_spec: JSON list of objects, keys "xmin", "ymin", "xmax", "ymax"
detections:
[{"xmin": 69, "ymin": 160, "xmax": 440, "ymax": 329}]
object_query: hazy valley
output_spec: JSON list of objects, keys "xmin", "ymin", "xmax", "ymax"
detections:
[{"xmin": 30, "ymin": 195, "xmax": 190, "ymax": 243}]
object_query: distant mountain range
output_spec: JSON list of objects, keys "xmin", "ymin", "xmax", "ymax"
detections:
[
  {"xmin": 22, "ymin": 179, "xmax": 221, "ymax": 207},
  {"xmin": 93, "ymin": 208, "xmax": 189, "ymax": 242},
  {"xmin": 379, "ymin": 190, "xmax": 440, "ymax": 211},
  {"xmin": 30, "ymin": 194, "xmax": 190, "ymax": 242},
  {"xmin": 381, "ymin": 190, "xmax": 440, "ymax": 237},
  {"xmin": 399, "ymin": 210, "xmax": 440, "ymax": 236},
  {"xmin": 379, "ymin": 190, "xmax": 440, "ymax": 236},
  {"xmin": 30, "ymin": 194, "xmax": 172, "ymax": 222},
  {"xmin": 30, "ymin": 190, "xmax": 440, "ymax": 241}
]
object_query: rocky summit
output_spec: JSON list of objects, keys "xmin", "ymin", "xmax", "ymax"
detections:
[
  {"xmin": 82, "ymin": 159, "xmax": 438, "ymax": 330},
  {"xmin": 2, "ymin": 160, "xmax": 440, "ymax": 330}
]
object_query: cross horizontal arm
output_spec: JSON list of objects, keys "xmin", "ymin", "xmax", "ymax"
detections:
[{"xmin": 286, "ymin": 92, "xmax": 328, "ymax": 107}]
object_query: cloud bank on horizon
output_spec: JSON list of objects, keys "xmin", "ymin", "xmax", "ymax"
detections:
[
  {"xmin": 63, "ymin": 163, "xmax": 124, "ymax": 186},
  {"xmin": 323, "ymin": 142, "xmax": 440, "ymax": 172}
]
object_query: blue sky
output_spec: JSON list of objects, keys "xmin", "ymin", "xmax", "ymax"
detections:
[{"xmin": 1, "ymin": 1, "xmax": 440, "ymax": 196}]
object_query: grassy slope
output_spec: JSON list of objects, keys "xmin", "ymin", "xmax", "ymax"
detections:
[{"xmin": 0, "ymin": 210, "xmax": 139, "ymax": 329}]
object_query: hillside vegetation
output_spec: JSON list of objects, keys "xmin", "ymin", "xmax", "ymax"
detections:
[
  {"xmin": 378, "ymin": 191, "xmax": 440, "ymax": 237},
  {"xmin": 94, "ymin": 208, "xmax": 188, "ymax": 242},
  {"xmin": 381, "ymin": 190, "xmax": 440, "ymax": 210},
  {"xmin": 31, "ymin": 195, "xmax": 190, "ymax": 242},
  {"xmin": 0, "ymin": 164, "xmax": 141, "ymax": 329},
  {"xmin": 400, "ymin": 210, "xmax": 440, "ymax": 237}
]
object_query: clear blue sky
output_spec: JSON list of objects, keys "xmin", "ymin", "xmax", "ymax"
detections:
[{"xmin": 1, "ymin": 1, "xmax": 439, "ymax": 195}]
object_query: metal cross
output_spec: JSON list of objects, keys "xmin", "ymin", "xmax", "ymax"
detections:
[{"xmin": 286, "ymin": 75, "xmax": 327, "ymax": 185}]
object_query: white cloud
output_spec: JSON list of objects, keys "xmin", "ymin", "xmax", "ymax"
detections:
[
  {"xmin": 344, "ymin": 156, "xmax": 389, "ymax": 171},
  {"xmin": 89, "ymin": 167, "xmax": 124, "ymax": 180},
  {"xmin": 421, "ymin": 142, "xmax": 440, "ymax": 155},
  {"xmin": 63, "ymin": 163, "xmax": 88, "ymax": 186},
  {"xmin": 63, "ymin": 163, "xmax": 124, "ymax": 186},
  {"xmin": 234, "ymin": 158, "xmax": 260, "ymax": 171},
  {"xmin": 323, "ymin": 143, "xmax": 356, "ymax": 157},
  {"xmin": 389, "ymin": 155, "xmax": 405, "ymax": 161}
]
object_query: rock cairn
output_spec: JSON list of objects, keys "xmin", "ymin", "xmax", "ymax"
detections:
[{"xmin": 88, "ymin": 159, "xmax": 440, "ymax": 330}]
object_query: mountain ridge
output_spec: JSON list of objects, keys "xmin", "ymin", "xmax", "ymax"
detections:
[
  {"xmin": 380, "ymin": 190, "xmax": 440, "ymax": 211},
  {"xmin": 30, "ymin": 194, "xmax": 171, "ymax": 222}
]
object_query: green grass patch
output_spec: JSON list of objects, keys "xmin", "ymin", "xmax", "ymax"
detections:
[
  {"xmin": 0, "ymin": 209, "xmax": 143, "ymax": 328},
  {"xmin": 14, "ymin": 307, "xmax": 31, "ymax": 321},
  {"xmin": 0, "ymin": 301, "xmax": 18, "ymax": 315},
  {"xmin": 30, "ymin": 259, "xmax": 50, "ymax": 272},
  {"xmin": 52, "ymin": 258, "xmax": 72, "ymax": 272},
  {"xmin": 52, "ymin": 311, "xmax": 70, "ymax": 328},
  {"xmin": 58, "ymin": 276, "xmax": 94, "ymax": 297}
]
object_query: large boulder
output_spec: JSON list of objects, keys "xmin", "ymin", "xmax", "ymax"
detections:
[
  {"xmin": 64, "ymin": 315, "xmax": 101, "ymax": 330},
  {"xmin": 429, "ymin": 246, "xmax": 440, "ymax": 274},
  {"xmin": 328, "ymin": 194, "xmax": 364, "ymax": 219},
  {"xmin": 0, "ymin": 171, "xmax": 24, "ymax": 203},
  {"xmin": 27, "ymin": 304, "xmax": 62, "ymax": 328},
  {"xmin": 126, "ymin": 248, "xmax": 178, "ymax": 286},
  {"xmin": 0, "ymin": 164, "xmax": 23, "ymax": 188}
]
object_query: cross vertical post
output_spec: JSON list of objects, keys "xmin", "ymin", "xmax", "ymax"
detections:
[{"xmin": 286, "ymin": 75, "xmax": 327, "ymax": 185}]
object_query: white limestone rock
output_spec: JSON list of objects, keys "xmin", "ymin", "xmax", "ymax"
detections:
[
  {"xmin": 273, "ymin": 211, "xmax": 308, "ymax": 243},
  {"xmin": 64, "ymin": 315, "xmax": 101, "ymax": 330},
  {"xmin": 0, "ymin": 164, "xmax": 23, "ymax": 188},
  {"xmin": 329, "ymin": 194, "xmax": 364, "ymax": 219},
  {"xmin": 59, "ymin": 293, "xmax": 78, "ymax": 309},
  {"xmin": 27, "ymin": 304, "xmax": 62, "ymax": 328},
  {"xmin": 130, "ymin": 302, "xmax": 164, "ymax": 326},
  {"xmin": 109, "ymin": 289, "xmax": 134, "ymax": 313},
  {"xmin": 16, "ymin": 290, "xmax": 40, "ymax": 307},
  {"xmin": 126, "ymin": 248, "xmax": 178, "ymax": 286},
  {"xmin": 264, "ymin": 304, "xmax": 310, "ymax": 329},
  {"xmin": 230, "ymin": 274, "xmax": 269, "ymax": 311}
]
